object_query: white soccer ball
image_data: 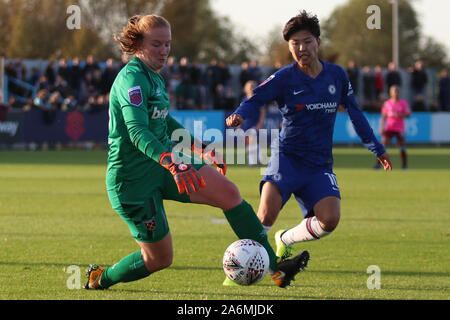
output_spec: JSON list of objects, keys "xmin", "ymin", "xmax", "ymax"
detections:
[{"xmin": 222, "ymin": 239, "xmax": 270, "ymax": 286}]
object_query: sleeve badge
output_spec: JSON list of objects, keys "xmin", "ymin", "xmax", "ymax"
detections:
[{"xmin": 128, "ymin": 86, "xmax": 143, "ymax": 106}]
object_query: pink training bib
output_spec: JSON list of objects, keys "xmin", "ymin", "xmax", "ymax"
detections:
[{"xmin": 382, "ymin": 98, "xmax": 411, "ymax": 132}]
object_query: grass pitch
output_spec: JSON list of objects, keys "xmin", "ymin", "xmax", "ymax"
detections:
[{"xmin": 0, "ymin": 147, "xmax": 449, "ymax": 300}]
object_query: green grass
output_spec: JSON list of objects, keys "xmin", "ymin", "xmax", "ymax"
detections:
[{"xmin": 0, "ymin": 147, "xmax": 449, "ymax": 300}]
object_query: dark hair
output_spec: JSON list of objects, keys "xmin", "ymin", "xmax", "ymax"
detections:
[{"xmin": 283, "ymin": 10, "xmax": 320, "ymax": 41}]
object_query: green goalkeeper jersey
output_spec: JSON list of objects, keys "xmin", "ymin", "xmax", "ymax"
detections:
[{"xmin": 106, "ymin": 57, "xmax": 184, "ymax": 188}]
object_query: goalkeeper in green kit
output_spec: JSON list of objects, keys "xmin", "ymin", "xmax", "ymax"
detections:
[{"xmin": 84, "ymin": 14, "xmax": 309, "ymax": 290}]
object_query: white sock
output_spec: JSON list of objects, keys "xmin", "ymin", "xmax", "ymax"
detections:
[
  {"xmin": 281, "ymin": 216, "xmax": 330, "ymax": 245},
  {"xmin": 248, "ymin": 143, "xmax": 258, "ymax": 165},
  {"xmin": 262, "ymin": 224, "xmax": 272, "ymax": 233}
]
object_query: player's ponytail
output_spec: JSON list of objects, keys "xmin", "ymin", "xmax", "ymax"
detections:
[{"xmin": 114, "ymin": 14, "xmax": 171, "ymax": 55}]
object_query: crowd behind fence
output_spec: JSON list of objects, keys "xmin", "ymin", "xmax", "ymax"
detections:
[{"xmin": 1, "ymin": 55, "xmax": 450, "ymax": 119}]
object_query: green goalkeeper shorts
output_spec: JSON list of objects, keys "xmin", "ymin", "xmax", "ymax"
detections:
[{"xmin": 107, "ymin": 162, "xmax": 206, "ymax": 243}]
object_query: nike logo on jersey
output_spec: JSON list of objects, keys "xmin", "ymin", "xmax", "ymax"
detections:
[{"xmin": 293, "ymin": 90, "xmax": 304, "ymax": 95}]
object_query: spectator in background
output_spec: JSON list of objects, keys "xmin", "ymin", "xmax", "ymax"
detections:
[
  {"xmin": 374, "ymin": 65, "xmax": 385, "ymax": 102},
  {"xmin": 45, "ymin": 60, "xmax": 56, "ymax": 86},
  {"xmin": 52, "ymin": 75, "xmax": 72, "ymax": 99},
  {"xmin": 438, "ymin": 69, "xmax": 450, "ymax": 111},
  {"xmin": 92, "ymin": 94, "xmax": 108, "ymax": 113},
  {"xmin": 5, "ymin": 61, "xmax": 21, "ymax": 97},
  {"xmin": 212, "ymin": 83, "xmax": 228, "ymax": 110},
  {"xmin": 83, "ymin": 54, "xmax": 100, "ymax": 76},
  {"xmin": 83, "ymin": 94, "xmax": 109, "ymax": 114},
  {"xmin": 189, "ymin": 61, "xmax": 203, "ymax": 86},
  {"xmin": 28, "ymin": 67, "xmax": 41, "ymax": 86},
  {"xmin": 160, "ymin": 56, "xmax": 180, "ymax": 107},
  {"xmin": 37, "ymin": 74, "xmax": 50, "ymax": 91},
  {"xmin": 14, "ymin": 60, "xmax": 26, "ymax": 81},
  {"xmin": 409, "ymin": 60, "xmax": 428, "ymax": 111},
  {"xmin": 23, "ymin": 98, "xmax": 35, "ymax": 111},
  {"xmin": 92, "ymin": 69, "xmax": 103, "ymax": 95},
  {"xmin": 33, "ymin": 89, "xmax": 51, "ymax": 110},
  {"xmin": 385, "ymin": 62, "xmax": 402, "ymax": 94},
  {"xmin": 346, "ymin": 60, "xmax": 359, "ymax": 95},
  {"xmin": 34, "ymin": 89, "xmax": 58, "ymax": 125},
  {"xmin": 196, "ymin": 84, "xmax": 208, "ymax": 110},
  {"xmin": 5, "ymin": 61, "xmax": 17, "ymax": 79},
  {"xmin": 239, "ymin": 62, "xmax": 253, "ymax": 93},
  {"xmin": 48, "ymin": 91, "xmax": 62, "ymax": 110},
  {"xmin": 101, "ymin": 58, "xmax": 119, "ymax": 95},
  {"xmin": 81, "ymin": 71, "xmax": 97, "ymax": 101},
  {"xmin": 8, "ymin": 96, "xmax": 23, "ymax": 109},
  {"xmin": 83, "ymin": 95, "xmax": 97, "ymax": 113},
  {"xmin": 175, "ymin": 73, "xmax": 197, "ymax": 110},
  {"xmin": 61, "ymin": 95, "xmax": 79, "ymax": 111},
  {"xmin": 218, "ymin": 61, "xmax": 231, "ymax": 88},
  {"xmin": 375, "ymin": 85, "xmax": 411, "ymax": 170},
  {"xmin": 212, "ymin": 82, "xmax": 237, "ymax": 111},
  {"xmin": 205, "ymin": 59, "xmax": 221, "ymax": 108},
  {"xmin": 166, "ymin": 56, "xmax": 179, "ymax": 76},
  {"xmin": 248, "ymin": 60, "xmax": 262, "ymax": 83},
  {"xmin": 70, "ymin": 57, "xmax": 84, "ymax": 100},
  {"xmin": 223, "ymin": 86, "xmax": 237, "ymax": 111},
  {"xmin": 270, "ymin": 61, "xmax": 283, "ymax": 75},
  {"xmin": 57, "ymin": 58, "xmax": 71, "ymax": 83},
  {"xmin": 190, "ymin": 61, "xmax": 207, "ymax": 110},
  {"xmin": 178, "ymin": 57, "xmax": 190, "ymax": 81},
  {"xmin": 160, "ymin": 56, "xmax": 179, "ymax": 90},
  {"xmin": 362, "ymin": 66, "xmax": 376, "ymax": 112},
  {"xmin": 239, "ymin": 80, "xmax": 266, "ymax": 166}
]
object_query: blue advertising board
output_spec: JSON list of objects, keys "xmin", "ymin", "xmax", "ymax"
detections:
[
  {"xmin": 333, "ymin": 112, "xmax": 431, "ymax": 143},
  {"xmin": 1, "ymin": 109, "xmax": 446, "ymax": 145},
  {"xmin": 170, "ymin": 110, "xmax": 225, "ymax": 141},
  {"xmin": 21, "ymin": 109, "xmax": 108, "ymax": 143}
]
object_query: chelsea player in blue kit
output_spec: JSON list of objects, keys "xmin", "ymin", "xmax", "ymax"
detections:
[{"xmin": 227, "ymin": 11, "xmax": 392, "ymax": 265}]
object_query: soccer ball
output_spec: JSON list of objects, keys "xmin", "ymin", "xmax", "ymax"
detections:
[{"xmin": 222, "ymin": 239, "xmax": 270, "ymax": 286}]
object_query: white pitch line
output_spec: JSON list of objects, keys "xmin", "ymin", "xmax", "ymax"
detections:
[{"xmin": 171, "ymin": 213, "xmax": 227, "ymax": 224}]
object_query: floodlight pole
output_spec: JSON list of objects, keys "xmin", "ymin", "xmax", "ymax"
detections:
[
  {"xmin": 391, "ymin": 0, "xmax": 399, "ymax": 68},
  {"xmin": 0, "ymin": 56, "xmax": 4, "ymax": 104}
]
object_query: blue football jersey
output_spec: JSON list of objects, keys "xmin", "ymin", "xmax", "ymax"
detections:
[{"xmin": 233, "ymin": 61, "xmax": 385, "ymax": 167}]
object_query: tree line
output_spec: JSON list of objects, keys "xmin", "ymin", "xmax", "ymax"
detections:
[
  {"xmin": 0, "ymin": 0, "xmax": 448, "ymax": 70},
  {"xmin": 0, "ymin": 0, "xmax": 257, "ymax": 64},
  {"xmin": 267, "ymin": 0, "xmax": 449, "ymax": 71}
]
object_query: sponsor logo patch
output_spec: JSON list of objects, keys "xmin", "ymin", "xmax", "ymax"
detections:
[
  {"xmin": 347, "ymin": 81, "xmax": 354, "ymax": 96},
  {"xmin": 258, "ymin": 75, "xmax": 275, "ymax": 87},
  {"xmin": 305, "ymin": 102, "xmax": 338, "ymax": 113},
  {"xmin": 128, "ymin": 86, "xmax": 143, "ymax": 106},
  {"xmin": 151, "ymin": 107, "xmax": 169, "ymax": 119}
]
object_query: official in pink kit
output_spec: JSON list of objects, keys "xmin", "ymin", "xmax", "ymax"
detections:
[{"xmin": 375, "ymin": 85, "xmax": 411, "ymax": 169}]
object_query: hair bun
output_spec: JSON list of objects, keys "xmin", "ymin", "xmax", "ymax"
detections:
[{"xmin": 129, "ymin": 15, "xmax": 142, "ymax": 26}]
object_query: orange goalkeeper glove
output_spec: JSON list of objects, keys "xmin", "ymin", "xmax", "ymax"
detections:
[
  {"xmin": 191, "ymin": 140, "xmax": 227, "ymax": 176},
  {"xmin": 159, "ymin": 151, "xmax": 206, "ymax": 194}
]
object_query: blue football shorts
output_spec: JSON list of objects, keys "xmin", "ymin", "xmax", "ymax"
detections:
[{"xmin": 260, "ymin": 152, "xmax": 341, "ymax": 218}]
